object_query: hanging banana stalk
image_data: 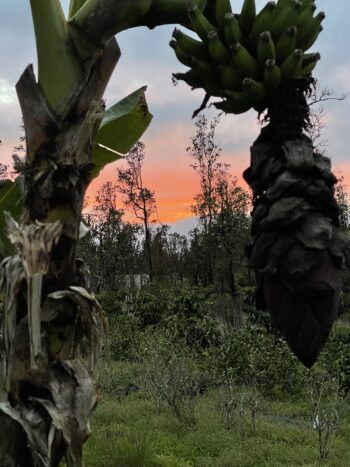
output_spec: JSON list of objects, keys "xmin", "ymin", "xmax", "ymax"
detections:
[{"xmin": 170, "ymin": 0, "xmax": 349, "ymax": 367}]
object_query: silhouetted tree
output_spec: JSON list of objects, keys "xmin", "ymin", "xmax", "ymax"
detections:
[{"xmin": 117, "ymin": 142, "xmax": 157, "ymax": 281}]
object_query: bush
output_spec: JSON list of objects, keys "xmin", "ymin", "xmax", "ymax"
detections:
[
  {"xmin": 137, "ymin": 328, "xmax": 202, "ymax": 425},
  {"xmin": 97, "ymin": 291, "xmax": 141, "ymax": 360},
  {"xmin": 217, "ymin": 377, "xmax": 262, "ymax": 440},
  {"xmin": 208, "ymin": 326, "xmax": 306, "ymax": 398},
  {"xmin": 316, "ymin": 326, "xmax": 350, "ymax": 394}
]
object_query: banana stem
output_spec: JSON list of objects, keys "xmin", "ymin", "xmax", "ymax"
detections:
[
  {"xmin": 70, "ymin": 0, "xmax": 207, "ymax": 45},
  {"xmin": 30, "ymin": 0, "xmax": 83, "ymax": 111},
  {"xmin": 68, "ymin": 0, "xmax": 88, "ymax": 18},
  {"xmin": 27, "ymin": 273, "xmax": 43, "ymax": 370}
]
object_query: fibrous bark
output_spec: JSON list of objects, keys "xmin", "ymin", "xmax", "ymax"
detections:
[
  {"xmin": 0, "ymin": 38, "xmax": 119, "ymax": 467},
  {"xmin": 244, "ymin": 78, "xmax": 350, "ymax": 367}
]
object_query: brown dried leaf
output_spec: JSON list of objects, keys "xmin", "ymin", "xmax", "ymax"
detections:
[
  {"xmin": 5, "ymin": 214, "xmax": 63, "ymax": 277},
  {"xmin": 282, "ymin": 139, "xmax": 314, "ymax": 171}
]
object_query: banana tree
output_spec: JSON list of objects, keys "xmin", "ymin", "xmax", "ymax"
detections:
[
  {"xmin": 171, "ymin": 0, "xmax": 350, "ymax": 368},
  {"xmin": 0, "ymin": 0, "xmax": 208, "ymax": 465}
]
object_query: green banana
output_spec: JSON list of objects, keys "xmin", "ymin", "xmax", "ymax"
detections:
[
  {"xmin": 215, "ymin": 98, "xmax": 252, "ymax": 114},
  {"xmin": 271, "ymin": 0, "xmax": 302, "ymax": 40},
  {"xmin": 257, "ymin": 31, "xmax": 276, "ymax": 65},
  {"xmin": 264, "ymin": 59, "xmax": 282, "ymax": 89},
  {"xmin": 297, "ymin": 12, "xmax": 325, "ymax": 50},
  {"xmin": 173, "ymin": 71, "xmax": 203, "ymax": 88},
  {"xmin": 296, "ymin": 2, "xmax": 317, "ymax": 29},
  {"xmin": 303, "ymin": 25, "xmax": 323, "ymax": 51},
  {"xmin": 189, "ymin": 4, "xmax": 217, "ymax": 42},
  {"xmin": 169, "ymin": 39, "xmax": 192, "ymax": 67},
  {"xmin": 207, "ymin": 30, "xmax": 231, "ymax": 64},
  {"xmin": 239, "ymin": 0, "xmax": 257, "ymax": 37},
  {"xmin": 224, "ymin": 13, "xmax": 243, "ymax": 46},
  {"xmin": 232, "ymin": 43, "xmax": 261, "ymax": 80},
  {"xmin": 280, "ymin": 48, "xmax": 303, "ymax": 79},
  {"xmin": 302, "ymin": 51, "xmax": 320, "ymax": 67},
  {"xmin": 299, "ymin": 52, "xmax": 320, "ymax": 75},
  {"xmin": 191, "ymin": 57, "xmax": 219, "ymax": 82},
  {"xmin": 217, "ymin": 64, "xmax": 244, "ymax": 90},
  {"xmin": 243, "ymin": 77, "xmax": 267, "ymax": 101},
  {"xmin": 215, "ymin": 0, "xmax": 233, "ymax": 29},
  {"xmin": 172, "ymin": 28, "xmax": 209, "ymax": 60},
  {"xmin": 251, "ymin": 1, "xmax": 276, "ymax": 42},
  {"xmin": 275, "ymin": 0, "xmax": 292, "ymax": 16},
  {"xmin": 276, "ymin": 26, "xmax": 297, "ymax": 63},
  {"xmin": 204, "ymin": 81, "xmax": 225, "ymax": 97},
  {"xmin": 300, "ymin": 0, "xmax": 314, "ymax": 10}
]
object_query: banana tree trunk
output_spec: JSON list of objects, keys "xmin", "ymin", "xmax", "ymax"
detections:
[
  {"xmin": 244, "ymin": 78, "xmax": 349, "ymax": 367},
  {"xmin": 0, "ymin": 38, "xmax": 120, "ymax": 467}
]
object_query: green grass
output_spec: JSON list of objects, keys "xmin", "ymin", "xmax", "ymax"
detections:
[{"xmin": 81, "ymin": 362, "xmax": 350, "ymax": 467}]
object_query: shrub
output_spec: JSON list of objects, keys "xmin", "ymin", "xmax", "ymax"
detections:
[
  {"xmin": 307, "ymin": 373, "xmax": 344, "ymax": 462},
  {"xmin": 208, "ymin": 326, "xmax": 306, "ymax": 398},
  {"xmin": 316, "ymin": 326, "xmax": 350, "ymax": 395},
  {"xmin": 217, "ymin": 377, "xmax": 262, "ymax": 440},
  {"xmin": 97, "ymin": 291, "xmax": 141, "ymax": 360},
  {"xmin": 137, "ymin": 328, "xmax": 202, "ymax": 425}
]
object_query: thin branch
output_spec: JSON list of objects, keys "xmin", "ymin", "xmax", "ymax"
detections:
[
  {"xmin": 309, "ymin": 85, "xmax": 348, "ymax": 106},
  {"xmin": 309, "ymin": 93, "xmax": 348, "ymax": 106}
]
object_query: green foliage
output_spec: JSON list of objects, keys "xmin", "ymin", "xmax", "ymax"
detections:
[
  {"xmin": 137, "ymin": 328, "xmax": 201, "ymax": 424},
  {"xmin": 316, "ymin": 326, "xmax": 350, "ymax": 395},
  {"xmin": 97, "ymin": 291, "xmax": 141, "ymax": 360},
  {"xmin": 92, "ymin": 87, "xmax": 153, "ymax": 178},
  {"xmin": 208, "ymin": 326, "xmax": 306, "ymax": 398},
  {"xmin": 217, "ymin": 379, "xmax": 263, "ymax": 439},
  {"xmin": 130, "ymin": 287, "xmax": 173, "ymax": 327},
  {"xmin": 83, "ymin": 389, "xmax": 350, "ymax": 467}
]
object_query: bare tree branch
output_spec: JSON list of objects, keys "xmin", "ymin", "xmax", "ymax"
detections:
[{"xmin": 309, "ymin": 83, "xmax": 348, "ymax": 107}]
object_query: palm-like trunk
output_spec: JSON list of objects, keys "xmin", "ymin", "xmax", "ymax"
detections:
[
  {"xmin": 244, "ymin": 78, "xmax": 347, "ymax": 367},
  {"xmin": 0, "ymin": 0, "xmax": 207, "ymax": 461},
  {"xmin": 0, "ymin": 39, "xmax": 119, "ymax": 467}
]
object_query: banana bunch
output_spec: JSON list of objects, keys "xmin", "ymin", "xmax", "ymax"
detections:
[{"xmin": 170, "ymin": 0, "xmax": 324, "ymax": 114}]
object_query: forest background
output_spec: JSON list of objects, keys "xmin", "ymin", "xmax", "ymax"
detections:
[{"xmin": 0, "ymin": 0, "xmax": 350, "ymax": 233}]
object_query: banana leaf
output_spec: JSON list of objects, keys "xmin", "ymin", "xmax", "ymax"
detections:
[
  {"xmin": 92, "ymin": 86, "xmax": 152, "ymax": 178},
  {"xmin": 0, "ymin": 179, "xmax": 23, "ymax": 257}
]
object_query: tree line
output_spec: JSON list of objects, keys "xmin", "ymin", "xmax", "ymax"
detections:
[{"xmin": 79, "ymin": 114, "xmax": 252, "ymax": 296}]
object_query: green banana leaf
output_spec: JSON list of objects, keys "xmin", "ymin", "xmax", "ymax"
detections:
[
  {"xmin": 0, "ymin": 179, "xmax": 23, "ymax": 257},
  {"xmin": 92, "ymin": 86, "xmax": 152, "ymax": 178}
]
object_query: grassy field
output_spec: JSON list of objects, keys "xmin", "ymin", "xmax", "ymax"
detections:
[{"xmin": 81, "ymin": 363, "xmax": 350, "ymax": 467}]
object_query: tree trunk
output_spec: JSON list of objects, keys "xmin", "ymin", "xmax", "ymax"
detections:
[
  {"xmin": 144, "ymin": 223, "xmax": 154, "ymax": 282},
  {"xmin": 0, "ymin": 39, "xmax": 120, "ymax": 467},
  {"xmin": 244, "ymin": 78, "xmax": 349, "ymax": 367}
]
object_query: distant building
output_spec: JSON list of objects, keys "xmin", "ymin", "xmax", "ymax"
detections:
[{"xmin": 120, "ymin": 274, "xmax": 150, "ymax": 290}]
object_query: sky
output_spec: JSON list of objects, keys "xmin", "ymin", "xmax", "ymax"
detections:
[{"xmin": 0, "ymin": 0, "xmax": 349, "ymax": 234}]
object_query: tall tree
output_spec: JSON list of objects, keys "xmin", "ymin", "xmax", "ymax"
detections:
[
  {"xmin": 79, "ymin": 181, "xmax": 141, "ymax": 292},
  {"xmin": 187, "ymin": 114, "xmax": 250, "ymax": 292},
  {"xmin": 117, "ymin": 142, "xmax": 157, "ymax": 282},
  {"xmin": 0, "ymin": 0, "xmax": 207, "ymax": 465},
  {"xmin": 187, "ymin": 114, "xmax": 225, "ymax": 228}
]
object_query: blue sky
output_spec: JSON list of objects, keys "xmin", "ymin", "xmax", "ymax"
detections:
[{"xmin": 0, "ymin": 0, "xmax": 349, "ymax": 231}]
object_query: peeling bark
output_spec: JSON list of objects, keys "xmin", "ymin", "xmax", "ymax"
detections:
[
  {"xmin": 0, "ymin": 38, "xmax": 119, "ymax": 466},
  {"xmin": 244, "ymin": 79, "xmax": 350, "ymax": 367}
]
